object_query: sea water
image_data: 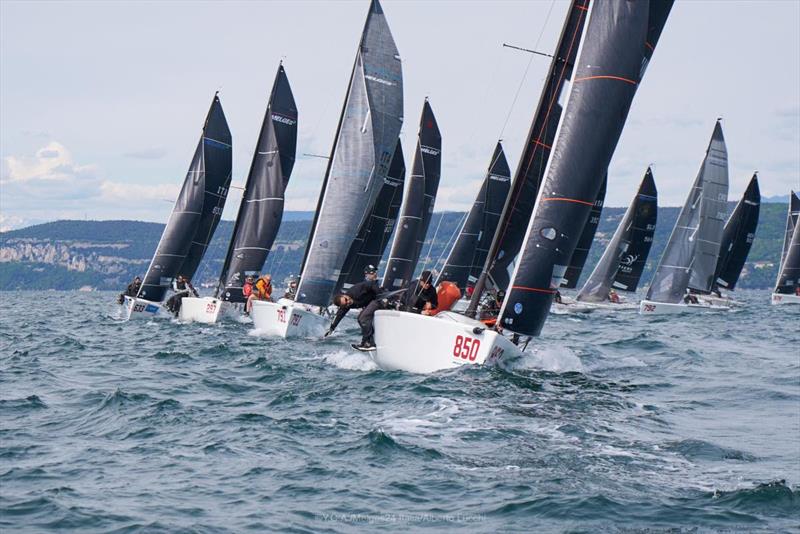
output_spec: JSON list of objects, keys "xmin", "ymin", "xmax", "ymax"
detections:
[{"xmin": 0, "ymin": 290, "xmax": 798, "ymax": 532}]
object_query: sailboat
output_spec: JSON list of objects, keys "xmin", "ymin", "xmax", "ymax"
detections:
[
  {"xmin": 437, "ymin": 142, "xmax": 511, "ymax": 293},
  {"xmin": 372, "ymin": 0, "xmax": 664, "ymax": 373},
  {"xmin": 122, "ymin": 94, "xmax": 232, "ymax": 320},
  {"xmin": 383, "ymin": 99, "xmax": 441, "ymax": 290},
  {"xmin": 179, "ymin": 64, "xmax": 297, "ymax": 323},
  {"xmin": 250, "ymin": 0, "xmax": 403, "ymax": 338},
  {"xmin": 640, "ymin": 121, "xmax": 730, "ymax": 315},
  {"xmin": 699, "ymin": 173, "xmax": 760, "ymax": 306},
  {"xmin": 771, "ymin": 191, "xmax": 800, "ymax": 305},
  {"xmin": 573, "ymin": 167, "xmax": 658, "ymax": 309}
]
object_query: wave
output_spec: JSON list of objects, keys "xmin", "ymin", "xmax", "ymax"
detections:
[
  {"xmin": 322, "ymin": 350, "xmax": 378, "ymax": 372},
  {"xmin": 664, "ymin": 439, "xmax": 757, "ymax": 462}
]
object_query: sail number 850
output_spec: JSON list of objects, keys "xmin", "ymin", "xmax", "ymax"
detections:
[{"xmin": 453, "ymin": 335, "xmax": 480, "ymax": 361}]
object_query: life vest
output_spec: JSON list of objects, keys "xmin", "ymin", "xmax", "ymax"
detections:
[
  {"xmin": 242, "ymin": 281, "xmax": 253, "ymax": 298},
  {"xmin": 427, "ymin": 281, "xmax": 462, "ymax": 316},
  {"xmin": 255, "ymin": 278, "xmax": 272, "ymax": 300}
]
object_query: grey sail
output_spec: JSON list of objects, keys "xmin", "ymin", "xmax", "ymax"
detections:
[
  {"xmin": 577, "ymin": 167, "xmax": 657, "ymax": 302},
  {"xmin": 497, "ymin": 0, "xmax": 653, "ymax": 336},
  {"xmin": 438, "ymin": 142, "xmax": 511, "ymax": 292},
  {"xmin": 646, "ymin": 121, "xmax": 728, "ymax": 303},
  {"xmin": 774, "ymin": 191, "xmax": 800, "ymax": 295},
  {"xmin": 296, "ymin": 0, "xmax": 403, "ymax": 307},
  {"xmin": 138, "ymin": 94, "xmax": 232, "ymax": 303},
  {"xmin": 687, "ymin": 122, "xmax": 729, "ymax": 294},
  {"xmin": 383, "ymin": 100, "xmax": 441, "ymax": 290},
  {"xmin": 217, "ymin": 64, "xmax": 297, "ymax": 302},
  {"xmin": 334, "ymin": 139, "xmax": 405, "ymax": 293}
]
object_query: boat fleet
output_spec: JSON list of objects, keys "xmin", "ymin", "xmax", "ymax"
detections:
[{"xmin": 117, "ymin": 0, "xmax": 799, "ymax": 373}]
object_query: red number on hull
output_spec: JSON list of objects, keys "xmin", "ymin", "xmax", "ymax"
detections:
[{"xmin": 453, "ymin": 335, "xmax": 481, "ymax": 362}]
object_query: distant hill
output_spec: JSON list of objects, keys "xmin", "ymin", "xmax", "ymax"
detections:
[{"xmin": 0, "ymin": 203, "xmax": 789, "ymax": 291}]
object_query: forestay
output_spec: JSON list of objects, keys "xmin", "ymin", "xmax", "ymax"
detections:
[
  {"xmin": 296, "ymin": 0, "xmax": 403, "ymax": 307},
  {"xmin": 139, "ymin": 94, "xmax": 232, "ymax": 303},
  {"xmin": 218, "ymin": 64, "xmax": 297, "ymax": 302}
]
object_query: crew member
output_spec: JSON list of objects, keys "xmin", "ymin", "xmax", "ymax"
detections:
[
  {"xmin": 554, "ymin": 289, "xmax": 563, "ymax": 304},
  {"xmin": 327, "ymin": 265, "xmax": 383, "ymax": 350},
  {"xmin": 242, "ymin": 275, "xmax": 254, "ymax": 299},
  {"xmin": 479, "ymin": 289, "xmax": 505, "ymax": 326},
  {"xmin": 166, "ymin": 274, "xmax": 198, "ymax": 315},
  {"xmin": 402, "ymin": 270, "xmax": 438, "ymax": 313},
  {"xmin": 608, "ymin": 289, "xmax": 621, "ymax": 304},
  {"xmin": 422, "ymin": 281, "xmax": 462, "ymax": 316},
  {"xmin": 284, "ymin": 277, "xmax": 299, "ymax": 300},
  {"xmin": 246, "ymin": 274, "xmax": 272, "ymax": 314},
  {"xmin": 117, "ymin": 276, "xmax": 142, "ymax": 304},
  {"xmin": 683, "ymin": 291, "xmax": 699, "ymax": 305}
]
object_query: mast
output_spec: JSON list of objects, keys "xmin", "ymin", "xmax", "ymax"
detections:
[
  {"xmin": 713, "ymin": 173, "xmax": 760, "ymax": 291},
  {"xmin": 437, "ymin": 142, "xmax": 511, "ymax": 291},
  {"xmin": 138, "ymin": 94, "xmax": 232, "ymax": 302},
  {"xmin": 217, "ymin": 64, "xmax": 298, "ymax": 301},
  {"xmin": 561, "ymin": 174, "xmax": 606, "ymax": 288},
  {"xmin": 577, "ymin": 167, "xmax": 657, "ymax": 302},
  {"xmin": 383, "ymin": 100, "xmax": 442, "ymax": 290},
  {"xmin": 496, "ymin": 0, "xmax": 651, "ymax": 336},
  {"xmin": 296, "ymin": 0, "xmax": 403, "ymax": 306}
]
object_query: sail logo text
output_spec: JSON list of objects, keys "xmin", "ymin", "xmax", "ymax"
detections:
[
  {"xmin": 364, "ymin": 74, "xmax": 395, "ymax": 86},
  {"xmin": 420, "ymin": 146, "xmax": 440, "ymax": 156},
  {"xmin": 272, "ymin": 114, "xmax": 296, "ymax": 126}
]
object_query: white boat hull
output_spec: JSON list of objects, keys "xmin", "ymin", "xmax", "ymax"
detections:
[
  {"xmin": 572, "ymin": 300, "xmax": 638, "ymax": 311},
  {"xmin": 372, "ymin": 310, "xmax": 522, "ymax": 373},
  {"xmin": 121, "ymin": 296, "xmax": 167, "ymax": 320},
  {"xmin": 178, "ymin": 296, "xmax": 226, "ymax": 324},
  {"xmin": 771, "ymin": 293, "xmax": 800, "ymax": 305},
  {"xmin": 639, "ymin": 299, "xmax": 730, "ymax": 315},
  {"xmin": 250, "ymin": 298, "xmax": 328, "ymax": 338}
]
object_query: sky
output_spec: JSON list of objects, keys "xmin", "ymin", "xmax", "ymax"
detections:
[{"xmin": 1, "ymin": 0, "xmax": 799, "ymax": 231}]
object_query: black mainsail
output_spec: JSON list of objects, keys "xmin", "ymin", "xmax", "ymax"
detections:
[
  {"xmin": 383, "ymin": 100, "xmax": 441, "ymax": 290},
  {"xmin": 497, "ymin": 0, "xmax": 652, "ymax": 336},
  {"xmin": 561, "ymin": 175, "xmax": 606, "ymax": 288},
  {"xmin": 296, "ymin": 0, "xmax": 403, "ymax": 307},
  {"xmin": 438, "ymin": 142, "xmax": 511, "ymax": 292},
  {"xmin": 138, "ymin": 94, "xmax": 232, "ymax": 303},
  {"xmin": 713, "ymin": 173, "xmax": 760, "ymax": 291},
  {"xmin": 217, "ymin": 64, "xmax": 297, "ymax": 302},
  {"xmin": 774, "ymin": 191, "xmax": 800, "ymax": 295},
  {"xmin": 646, "ymin": 121, "xmax": 729, "ymax": 303},
  {"xmin": 577, "ymin": 167, "xmax": 657, "ymax": 302},
  {"xmin": 334, "ymin": 139, "xmax": 405, "ymax": 293}
]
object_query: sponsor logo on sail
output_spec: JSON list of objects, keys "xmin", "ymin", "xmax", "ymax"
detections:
[
  {"xmin": 272, "ymin": 113, "xmax": 296, "ymax": 126},
  {"xmin": 420, "ymin": 145, "xmax": 440, "ymax": 156},
  {"xmin": 364, "ymin": 74, "xmax": 394, "ymax": 86}
]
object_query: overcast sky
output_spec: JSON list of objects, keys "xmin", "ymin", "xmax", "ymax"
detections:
[{"xmin": 1, "ymin": 0, "xmax": 798, "ymax": 231}]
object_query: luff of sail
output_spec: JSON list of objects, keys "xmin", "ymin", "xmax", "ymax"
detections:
[
  {"xmin": 577, "ymin": 167, "xmax": 657, "ymax": 302},
  {"xmin": 217, "ymin": 64, "xmax": 297, "ymax": 302},
  {"xmin": 713, "ymin": 173, "xmax": 760, "ymax": 291},
  {"xmin": 498, "ymin": 0, "xmax": 651, "ymax": 336},
  {"xmin": 138, "ymin": 94, "xmax": 232, "ymax": 303},
  {"xmin": 334, "ymin": 139, "xmax": 405, "ymax": 293},
  {"xmin": 561, "ymin": 175, "xmax": 606, "ymax": 288},
  {"xmin": 687, "ymin": 122, "xmax": 729, "ymax": 294},
  {"xmin": 296, "ymin": 0, "xmax": 403, "ymax": 307},
  {"xmin": 383, "ymin": 100, "xmax": 441, "ymax": 290},
  {"xmin": 774, "ymin": 191, "xmax": 800, "ymax": 295},
  {"xmin": 438, "ymin": 142, "xmax": 511, "ymax": 292},
  {"xmin": 646, "ymin": 121, "xmax": 728, "ymax": 303}
]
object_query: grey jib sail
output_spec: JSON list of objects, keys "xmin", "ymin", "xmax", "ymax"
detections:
[
  {"xmin": 561, "ymin": 175, "xmax": 606, "ymax": 288},
  {"xmin": 333, "ymin": 139, "xmax": 405, "ymax": 294},
  {"xmin": 437, "ymin": 142, "xmax": 511, "ymax": 292},
  {"xmin": 218, "ymin": 64, "xmax": 297, "ymax": 303},
  {"xmin": 774, "ymin": 191, "xmax": 800, "ymax": 295},
  {"xmin": 383, "ymin": 100, "xmax": 441, "ymax": 290},
  {"xmin": 646, "ymin": 121, "xmax": 729, "ymax": 303},
  {"xmin": 577, "ymin": 167, "xmax": 657, "ymax": 302},
  {"xmin": 138, "ymin": 94, "xmax": 232, "ymax": 303},
  {"xmin": 296, "ymin": 0, "xmax": 403, "ymax": 307},
  {"xmin": 713, "ymin": 173, "xmax": 760, "ymax": 291},
  {"xmin": 498, "ymin": 0, "xmax": 654, "ymax": 336}
]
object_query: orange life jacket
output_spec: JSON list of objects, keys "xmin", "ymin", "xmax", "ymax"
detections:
[
  {"xmin": 427, "ymin": 281, "xmax": 462, "ymax": 316},
  {"xmin": 255, "ymin": 278, "xmax": 272, "ymax": 300}
]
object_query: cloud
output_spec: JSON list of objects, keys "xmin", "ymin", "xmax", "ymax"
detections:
[
  {"xmin": 99, "ymin": 180, "xmax": 179, "ymax": 202},
  {"xmin": 2, "ymin": 142, "xmax": 98, "ymax": 184},
  {"xmin": 123, "ymin": 148, "xmax": 168, "ymax": 160}
]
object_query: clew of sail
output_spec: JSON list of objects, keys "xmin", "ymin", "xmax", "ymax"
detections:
[
  {"xmin": 138, "ymin": 94, "xmax": 232, "ymax": 303},
  {"xmin": 713, "ymin": 173, "xmax": 760, "ymax": 291},
  {"xmin": 296, "ymin": 0, "xmax": 403, "ymax": 307}
]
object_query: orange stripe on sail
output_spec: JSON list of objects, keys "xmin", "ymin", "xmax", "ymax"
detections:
[
  {"xmin": 512, "ymin": 286, "xmax": 557, "ymax": 294},
  {"xmin": 541, "ymin": 197, "xmax": 594, "ymax": 206},
  {"xmin": 574, "ymin": 75, "xmax": 638, "ymax": 85},
  {"xmin": 534, "ymin": 139, "xmax": 552, "ymax": 150}
]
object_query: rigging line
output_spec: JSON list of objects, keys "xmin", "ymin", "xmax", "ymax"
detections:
[
  {"xmin": 418, "ymin": 210, "xmax": 449, "ymax": 276},
  {"xmin": 434, "ymin": 210, "xmax": 469, "ymax": 273},
  {"xmin": 497, "ymin": 0, "xmax": 557, "ymax": 140}
]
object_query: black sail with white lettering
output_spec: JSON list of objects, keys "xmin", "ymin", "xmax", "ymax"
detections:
[
  {"xmin": 577, "ymin": 167, "xmax": 657, "ymax": 302},
  {"xmin": 383, "ymin": 100, "xmax": 441, "ymax": 290},
  {"xmin": 218, "ymin": 64, "xmax": 297, "ymax": 302},
  {"xmin": 138, "ymin": 95, "xmax": 232, "ymax": 303},
  {"xmin": 498, "ymin": 0, "xmax": 650, "ymax": 336},
  {"xmin": 774, "ymin": 191, "xmax": 800, "ymax": 295},
  {"xmin": 713, "ymin": 173, "xmax": 760, "ymax": 291},
  {"xmin": 438, "ymin": 142, "xmax": 511, "ymax": 291},
  {"xmin": 334, "ymin": 139, "xmax": 405, "ymax": 293},
  {"xmin": 646, "ymin": 121, "xmax": 728, "ymax": 303},
  {"xmin": 296, "ymin": 0, "xmax": 403, "ymax": 307},
  {"xmin": 561, "ymin": 175, "xmax": 606, "ymax": 288}
]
